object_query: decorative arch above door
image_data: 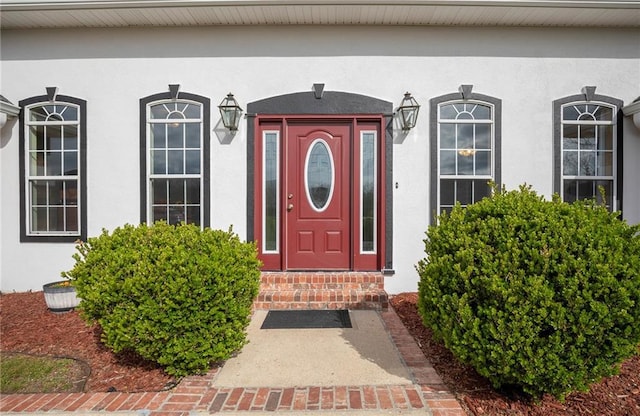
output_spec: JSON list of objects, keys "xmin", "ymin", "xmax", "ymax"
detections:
[{"xmin": 247, "ymin": 88, "xmax": 393, "ymax": 272}]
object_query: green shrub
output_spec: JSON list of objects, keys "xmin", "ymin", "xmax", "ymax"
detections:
[
  {"xmin": 417, "ymin": 185, "xmax": 640, "ymax": 400},
  {"xmin": 63, "ymin": 222, "xmax": 261, "ymax": 377}
]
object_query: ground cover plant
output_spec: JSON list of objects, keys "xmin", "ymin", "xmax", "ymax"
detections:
[
  {"xmin": 417, "ymin": 185, "xmax": 640, "ymax": 400},
  {"xmin": 0, "ymin": 352, "xmax": 88, "ymax": 394},
  {"xmin": 62, "ymin": 222, "xmax": 261, "ymax": 377}
]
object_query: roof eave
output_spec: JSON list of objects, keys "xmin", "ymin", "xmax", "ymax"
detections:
[
  {"xmin": 3, "ymin": 0, "xmax": 639, "ymax": 12},
  {"xmin": 2, "ymin": 0, "xmax": 639, "ymax": 28}
]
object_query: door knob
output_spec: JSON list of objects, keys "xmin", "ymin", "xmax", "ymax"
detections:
[
  {"xmin": 288, "ymin": 194, "xmax": 294, "ymax": 199},
  {"xmin": 287, "ymin": 204, "xmax": 294, "ymax": 211}
]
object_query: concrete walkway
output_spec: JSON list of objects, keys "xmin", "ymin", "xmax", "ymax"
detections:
[
  {"xmin": 0, "ymin": 308, "xmax": 466, "ymax": 415},
  {"xmin": 215, "ymin": 310, "xmax": 412, "ymax": 387}
]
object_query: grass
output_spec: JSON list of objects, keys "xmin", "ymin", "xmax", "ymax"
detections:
[{"xmin": 0, "ymin": 352, "xmax": 87, "ymax": 394}]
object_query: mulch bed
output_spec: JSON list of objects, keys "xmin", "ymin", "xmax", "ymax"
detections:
[
  {"xmin": 0, "ymin": 291, "xmax": 173, "ymax": 393},
  {"xmin": 2, "ymin": 290, "xmax": 640, "ymax": 416},
  {"xmin": 390, "ymin": 292, "xmax": 640, "ymax": 416}
]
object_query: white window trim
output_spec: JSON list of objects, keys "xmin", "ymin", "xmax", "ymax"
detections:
[
  {"xmin": 262, "ymin": 130, "xmax": 280, "ymax": 254},
  {"xmin": 436, "ymin": 100, "xmax": 495, "ymax": 213},
  {"xmin": 304, "ymin": 138, "xmax": 335, "ymax": 213},
  {"xmin": 145, "ymin": 99, "xmax": 205, "ymax": 227},
  {"xmin": 360, "ymin": 130, "xmax": 377, "ymax": 254},
  {"xmin": 24, "ymin": 103, "xmax": 82, "ymax": 237},
  {"xmin": 559, "ymin": 101, "xmax": 617, "ymax": 211}
]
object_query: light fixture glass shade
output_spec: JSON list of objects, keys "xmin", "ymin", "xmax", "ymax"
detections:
[
  {"xmin": 397, "ymin": 92, "xmax": 420, "ymax": 130},
  {"xmin": 218, "ymin": 93, "xmax": 243, "ymax": 131}
]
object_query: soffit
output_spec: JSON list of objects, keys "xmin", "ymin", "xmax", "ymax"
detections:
[{"xmin": 1, "ymin": 1, "xmax": 639, "ymax": 28}]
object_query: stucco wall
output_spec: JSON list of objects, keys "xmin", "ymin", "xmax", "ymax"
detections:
[{"xmin": 1, "ymin": 25, "xmax": 639, "ymax": 293}]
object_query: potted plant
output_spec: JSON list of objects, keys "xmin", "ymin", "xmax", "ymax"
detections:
[{"xmin": 43, "ymin": 280, "xmax": 80, "ymax": 313}]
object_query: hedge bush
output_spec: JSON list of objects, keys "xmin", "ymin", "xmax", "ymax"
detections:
[
  {"xmin": 417, "ymin": 185, "xmax": 640, "ymax": 400},
  {"xmin": 62, "ymin": 222, "xmax": 261, "ymax": 377}
]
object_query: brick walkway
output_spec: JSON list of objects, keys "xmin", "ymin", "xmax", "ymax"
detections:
[{"xmin": 0, "ymin": 308, "xmax": 466, "ymax": 415}]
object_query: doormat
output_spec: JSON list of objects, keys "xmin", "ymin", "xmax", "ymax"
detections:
[{"xmin": 260, "ymin": 310, "xmax": 352, "ymax": 329}]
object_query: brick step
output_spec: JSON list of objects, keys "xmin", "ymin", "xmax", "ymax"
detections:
[
  {"xmin": 256, "ymin": 272, "xmax": 388, "ymax": 310},
  {"xmin": 260, "ymin": 282, "xmax": 382, "ymax": 290},
  {"xmin": 254, "ymin": 289, "xmax": 388, "ymax": 310},
  {"xmin": 260, "ymin": 272, "xmax": 384, "ymax": 289}
]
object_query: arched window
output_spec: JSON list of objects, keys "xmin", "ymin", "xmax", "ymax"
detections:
[
  {"xmin": 554, "ymin": 90, "xmax": 622, "ymax": 211},
  {"xmin": 19, "ymin": 92, "xmax": 87, "ymax": 242},
  {"xmin": 140, "ymin": 88, "xmax": 210, "ymax": 227},
  {"xmin": 430, "ymin": 87, "xmax": 501, "ymax": 217}
]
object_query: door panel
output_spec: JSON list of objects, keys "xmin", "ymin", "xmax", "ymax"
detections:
[{"xmin": 286, "ymin": 123, "xmax": 351, "ymax": 269}]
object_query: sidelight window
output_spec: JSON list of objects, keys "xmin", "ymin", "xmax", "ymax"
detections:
[
  {"xmin": 361, "ymin": 131, "xmax": 377, "ymax": 253},
  {"xmin": 263, "ymin": 131, "xmax": 279, "ymax": 253}
]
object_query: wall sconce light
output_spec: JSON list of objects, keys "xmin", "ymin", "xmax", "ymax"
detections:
[
  {"xmin": 218, "ymin": 93, "xmax": 243, "ymax": 131},
  {"xmin": 397, "ymin": 92, "xmax": 420, "ymax": 131}
]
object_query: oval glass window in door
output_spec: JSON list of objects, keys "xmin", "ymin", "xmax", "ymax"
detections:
[{"xmin": 305, "ymin": 139, "xmax": 335, "ymax": 211}]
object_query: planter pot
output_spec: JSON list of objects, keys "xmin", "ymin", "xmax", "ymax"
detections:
[{"xmin": 43, "ymin": 281, "xmax": 80, "ymax": 313}]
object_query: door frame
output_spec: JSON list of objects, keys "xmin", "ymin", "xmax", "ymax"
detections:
[{"xmin": 246, "ymin": 89, "xmax": 394, "ymax": 272}]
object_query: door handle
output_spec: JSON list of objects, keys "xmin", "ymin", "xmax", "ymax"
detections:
[{"xmin": 287, "ymin": 204, "xmax": 294, "ymax": 212}]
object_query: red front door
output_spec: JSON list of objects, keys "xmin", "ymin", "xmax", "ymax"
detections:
[
  {"xmin": 255, "ymin": 115, "xmax": 384, "ymax": 271},
  {"xmin": 285, "ymin": 122, "xmax": 351, "ymax": 269}
]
